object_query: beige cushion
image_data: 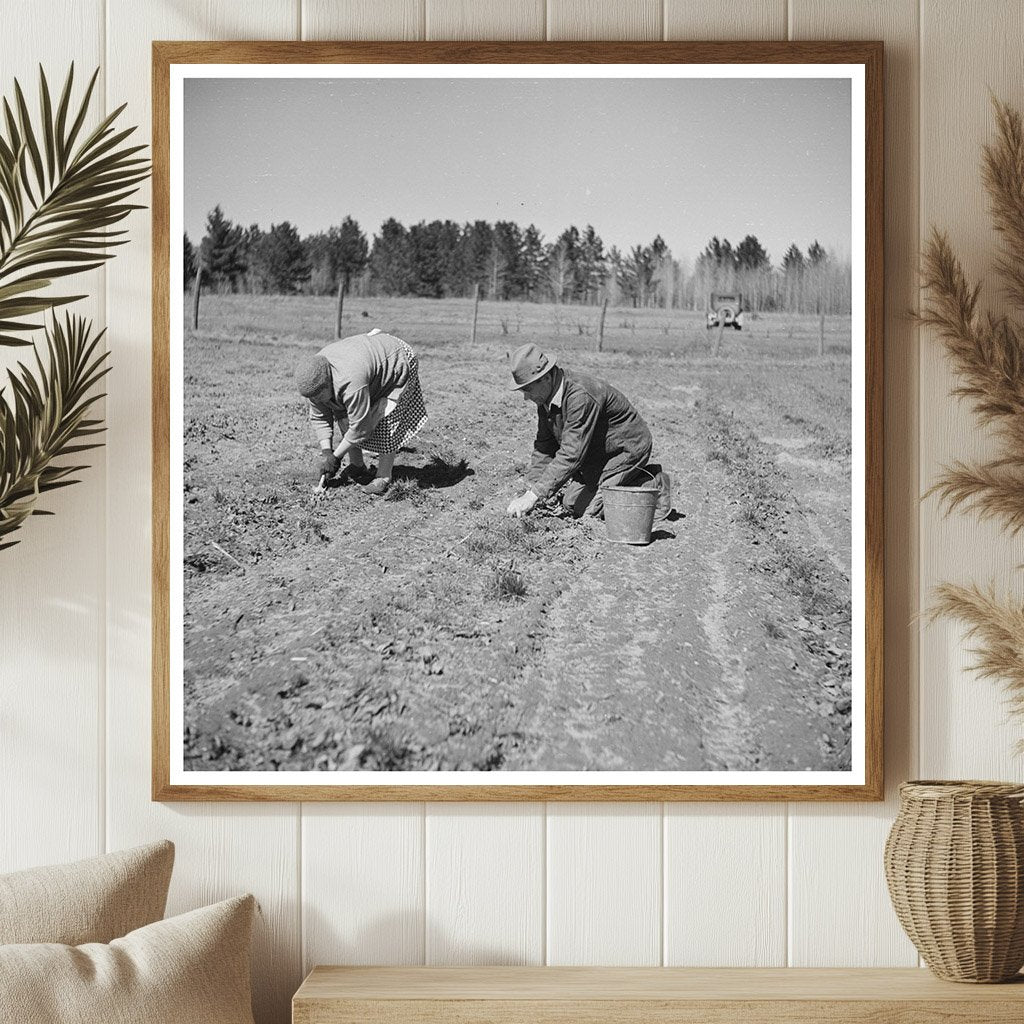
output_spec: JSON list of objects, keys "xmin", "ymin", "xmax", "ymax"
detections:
[
  {"xmin": 0, "ymin": 894, "xmax": 256, "ymax": 1024},
  {"xmin": 0, "ymin": 840, "xmax": 174, "ymax": 945}
]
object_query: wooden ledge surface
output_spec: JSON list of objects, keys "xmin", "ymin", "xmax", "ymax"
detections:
[{"xmin": 295, "ymin": 966, "xmax": 1024, "ymax": 1001}]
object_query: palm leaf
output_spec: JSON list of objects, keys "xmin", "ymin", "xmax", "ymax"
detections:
[
  {"xmin": 0, "ymin": 314, "xmax": 110, "ymax": 548},
  {"xmin": 38, "ymin": 66, "xmax": 56, "ymax": 186},
  {"xmin": 0, "ymin": 65, "xmax": 149, "ymax": 346}
]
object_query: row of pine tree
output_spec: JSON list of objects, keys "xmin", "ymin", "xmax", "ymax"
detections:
[{"xmin": 185, "ymin": 205, "xmax": 851, "ymax": 313}]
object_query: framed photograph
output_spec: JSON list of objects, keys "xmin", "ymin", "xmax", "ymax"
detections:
[{"xmin": 153, "ymin": 41, "xmax": 883, "ymax": 801}]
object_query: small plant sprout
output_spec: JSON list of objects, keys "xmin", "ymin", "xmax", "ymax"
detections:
[{"xmin": 488, "ymin": 563, "xmax": 527, "ymax": 601}]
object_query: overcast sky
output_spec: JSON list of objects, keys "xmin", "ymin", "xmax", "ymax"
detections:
[{"xmin": 183, "ymin": 75, "xmax": 852, "ymax": 265}]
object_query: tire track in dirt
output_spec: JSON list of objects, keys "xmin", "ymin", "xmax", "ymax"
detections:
[
  {"xmin": 763, "ymin": 437, "xmax": 848, "ymax": 577},
  {"xmin": 509, "ymin": 532, "xmax": 708, "ymax": 770},
  {"xmin": 698, "ymin": 540, "xmax": 763, "ymax": 771},
  {"xmin": 694, "ymin": 390, "xmax": 852, "ymax": 770},
  {"xmin": 792, "ymin": 497, "xmax": 848, "ymax": 578}
]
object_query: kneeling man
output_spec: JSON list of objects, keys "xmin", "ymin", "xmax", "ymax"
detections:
[{"xmin": 506, "ymin": 344, "xmax": 671, "ymax": 520}]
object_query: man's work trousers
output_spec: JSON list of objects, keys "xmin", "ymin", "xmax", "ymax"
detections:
[
  {"xmin": 529, "ymin": 441, "xmax": 663, "ymax": 519},
  {"xmin": 560, "ymin": 444, "xmax": 657, "ymax": 518}
]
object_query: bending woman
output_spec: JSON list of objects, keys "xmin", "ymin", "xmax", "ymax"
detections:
[{"xmin": 294, "ymin": 328, "xmax": 428, "ymax": 496}]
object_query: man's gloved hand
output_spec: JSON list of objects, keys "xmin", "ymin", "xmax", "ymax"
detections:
[
  {"xmin": 507, "ymin": 490, "xmax": 538, "ymax": 518},
  {"xmin": 319, "ymin": 451, "xmax": 341, "ymax": 480}
]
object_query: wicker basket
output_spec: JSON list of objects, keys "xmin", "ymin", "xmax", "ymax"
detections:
[{"xmin": 884, "ymin": 780, "xmax": 1024, "ymax": 982}]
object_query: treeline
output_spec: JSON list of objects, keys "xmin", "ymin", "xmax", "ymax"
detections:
[
  {"xmin": 691, "ymin": 237, "xmax": 852, "ymax": 315},
  {"xmin": 184, "ymin": 206, "xmax": 852, "ymax": 314}
]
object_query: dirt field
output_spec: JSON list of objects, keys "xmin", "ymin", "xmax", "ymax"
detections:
[{"xmin": 182, "ymin": 294, "xmax": 853, "ymax": 773}]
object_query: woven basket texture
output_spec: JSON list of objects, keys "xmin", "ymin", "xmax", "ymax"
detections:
[{"xmin": 884, "ymin": 780, "xmax": 1024, "ymax": 983}]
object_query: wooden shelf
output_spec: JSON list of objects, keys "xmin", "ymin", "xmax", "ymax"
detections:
[{"xmin": 293, "ymin": 966, "xmax": 1024, "ymax": 1023}]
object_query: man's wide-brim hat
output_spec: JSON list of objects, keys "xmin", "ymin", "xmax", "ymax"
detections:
[{"xmin": 508, "ymin": 343, "xmax": 556, "ymax": 390}]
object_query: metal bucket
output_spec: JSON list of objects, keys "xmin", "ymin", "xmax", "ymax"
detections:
[{"xmin": 600, "ymin": 475, "xmax": 660, "ymax": 545}]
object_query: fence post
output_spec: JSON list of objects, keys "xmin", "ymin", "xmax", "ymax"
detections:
[
  {"xmin": 819, "ymin": 313, "xmax": 825, "ymax": 356},
  {"xmin": 336, "ymin": 279, "xmax": 345, "ymax": 340},
  {"xmin": 471, "ymin": 283, "xmax": 480, "ymax": 345},
  {"xmin": 191, "ymin": 266, "xmax": 203, "ymax": 330},
  {"xmin": 597, "ymin": 297, "xmax": 608, "ymax": 352},
  {"xmin": 714, "ymin": 316, "xmax": 727, "ymax": 357}
]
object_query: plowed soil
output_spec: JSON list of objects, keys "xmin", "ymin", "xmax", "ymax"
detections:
[{"xmin": 182, "ymin": 295, "xmax": 853, "ymax": 773}]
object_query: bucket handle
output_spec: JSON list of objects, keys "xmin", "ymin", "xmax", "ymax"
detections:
[
  {"xmin": 599, "ymin": 464, "xmax": 662, "ymax": 492},
  {"xmin": 627, "ymin": 465, "xmax": 659, "ymax": 488}
]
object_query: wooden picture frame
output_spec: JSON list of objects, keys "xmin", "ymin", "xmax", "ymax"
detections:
[{"xmin": 153, "ymin": 41, "xmax": 883, "ymax": 801}]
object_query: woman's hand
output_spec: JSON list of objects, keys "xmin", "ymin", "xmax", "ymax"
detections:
[{"xmin": 319, "ymin": 451, "xmax": 341, "ymax": 479}]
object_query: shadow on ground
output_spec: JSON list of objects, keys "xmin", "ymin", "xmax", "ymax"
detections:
[{"xmin": 396, "ymin": 456, "xmax": 474, "ymax": 489}]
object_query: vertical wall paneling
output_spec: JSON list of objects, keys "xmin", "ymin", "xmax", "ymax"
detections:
[
  {"xmin": 0, "ymin": 0, "xmax": 106, "ymax": 875},
  {"xmin": 663, "ymin": 0, "xmax": 786, "ymax": 40},
  {"xmin": 547, "ymin": 804, "xmax": 662, "ymax": 964},
  {"xmin": 103, "ymin": 4, "xmax": 302, "ymax": 1023},
  {"xmin": 302, "ymin": 0, "xmax": 425, "ymax": 40},
  {"xmin": 918, "ymin": 0, "xmax": 1024, "ymax": 780},
  {"xmin": 425, "ymin": 803, "xmax": 544, "ymax": 965},
  {"xmin": 788, "ymin": 801, "xmax": 919, "ymax": 968},
  {"xmin": 547, "ymin": 0, "xmax": 662, "ymax": 41},
  {"xmin": 787, "ymin": 0, "xmax": 922, "ymax": 968},
  {"xmin": 425, "ymin": 0, "xmax": 544, "ymax": 41},
  {"xmin": 664, "ymin": 805, "xmax": 786, "ymax": 966},
  {"xmin": 303, "ymin": 805, "xmax": 425, "ymax": 970}
]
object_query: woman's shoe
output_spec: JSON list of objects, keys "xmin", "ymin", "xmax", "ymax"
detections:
[{"xmin": 361, "ymin": 477, "xmax": 391, "ymax": 496}]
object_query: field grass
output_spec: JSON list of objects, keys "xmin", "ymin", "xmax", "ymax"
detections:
[
  {"xmin": 181, "ymin": 294, "xmax": 854, "ymax": 773},
  {"xmin": 193, "ymin": 291, "xmax": 851, "ymax": 362}
]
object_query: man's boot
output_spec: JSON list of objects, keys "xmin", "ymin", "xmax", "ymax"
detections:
[{"xmin": 653, "ymin": 470, "xmax": 673, "ymax": 522}]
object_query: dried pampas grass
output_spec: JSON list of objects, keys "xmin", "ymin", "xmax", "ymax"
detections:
[
  {"xmin": 931, "ymin": 584, "xmax": 1024, "ymax": 731},
  {"xmin": 921, "ymin": 97, "xmax": 1024, "ymax": 729}
]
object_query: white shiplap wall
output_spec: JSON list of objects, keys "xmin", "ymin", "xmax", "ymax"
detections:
[{"xmin": 3, "ymin": 2, "xmax": 1022, "ymax": 1022}]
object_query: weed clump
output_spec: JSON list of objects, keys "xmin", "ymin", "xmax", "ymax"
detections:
[
  {"xmin": 464, "ymin": 533, "xmax": 499, "ymax": 562},
  {"xmin": 461, "ymin": 517, "xmax": 543, "ymax": 565},
  {"xmin": 384, "ymin": 479, "xmax": 422, "ymax": 503},
  {"xmin": 498, "ymin": 516, "xmax": 543, "ymax": 553},
  {"xmin": 296, "ymin": 510, "xmax": 330, "ymax": 543},
  {"xmin": 488, "ymin": 565, "xmax": 527, "ymax": 601}
]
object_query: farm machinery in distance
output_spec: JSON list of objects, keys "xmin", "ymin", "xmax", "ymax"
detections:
[{"xmin": 706, "ymin": 292, "xmax": 744, "ymax": 330}]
